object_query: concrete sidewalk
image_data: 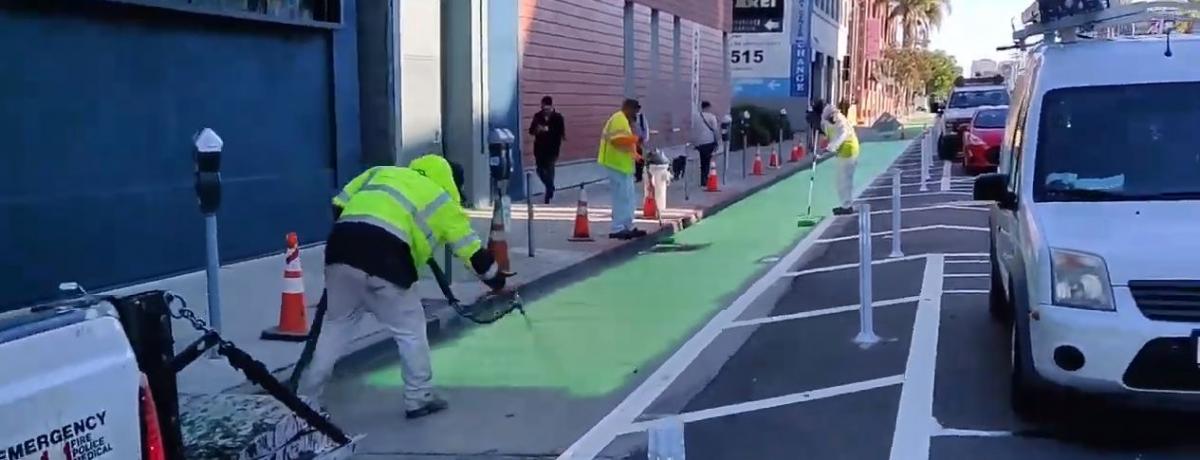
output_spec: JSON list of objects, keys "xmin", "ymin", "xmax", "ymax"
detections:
[{"xmin": 114, "ymin": 143, "xmax": 813, "ymax": 395}]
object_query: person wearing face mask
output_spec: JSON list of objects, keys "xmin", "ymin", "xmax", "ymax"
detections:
[
  {"xmin": 821, "ymin": 103, "xmax": 861, "ymax": 216},
  {"xmin": 528, "ymin": 96, "xmax": 566, "ymax": 204}
]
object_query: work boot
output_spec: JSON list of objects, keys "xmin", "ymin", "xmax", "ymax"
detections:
[
  {"xmin": 405, "ymin": 396, "xmax": 449, "ymax": 419},
  {"xmin": 626, "ymin": 228, "xmax": 648, "ymax": 238},
  {"xmin": 609, "ymin": 230, "xmax": 631, "ymax": 239},
  {"xmin": 832, "ymin": 206, "xmax": 854, "ymax": 216}
]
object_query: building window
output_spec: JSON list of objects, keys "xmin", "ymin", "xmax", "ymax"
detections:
[{"xmin": 104, "ymin": 0, "xmax": 342, "ymax": 27}]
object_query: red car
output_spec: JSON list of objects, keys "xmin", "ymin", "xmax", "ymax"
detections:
[{"xmin": 960, "ymin": 105, "xmax": 1008, "ymax": 175}]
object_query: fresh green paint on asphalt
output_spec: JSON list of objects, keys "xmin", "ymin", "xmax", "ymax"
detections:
[{"xmin": 366, "ymin": 141, "xmax": 910, "ymax": 397}]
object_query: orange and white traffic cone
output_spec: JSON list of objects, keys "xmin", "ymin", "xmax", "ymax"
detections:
[
  {"xmin": 488, "ymin": 204, "xmax": 516, "ymax": 276},
  {"xmin": 790, "ymin": 144, "xmax": 805, "ymax": 162},
  {"xmin": 706, "ymin": 159, "xmax": 720, "ymax": 192},
  {"xmin": 642, "ymin": 180, "xmax": 659, "ymax": 219},
  {"xmin": 769, "ymin": 147, "xmax": 781, "ymax": 169},
  {"xmin": 262, "ymin": 232, "xmax": 309, "ymax": 342},
  {"xmin": 752, "ymin": 152, "xmax": 765, "ymax": 176},
  {"xmin": 568, "ymin": 185, "xmax": 594, "ymax": 242}
]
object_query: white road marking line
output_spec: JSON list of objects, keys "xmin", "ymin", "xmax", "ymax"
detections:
[
  {"xmin": 856, "ymin": 191, "xmax": 972, "ymax": 202},
  {"xmin": 933, "ymin": 427, "xmax": 1014, "ymax": 438},
  {"xmin": 864, "ymin": 204, "xmax": 989, "ymax": 215},
  {"xmin": 557, "ymin": 145, "xmax": 918, "ymax": 460},
  {"xmin": 944, "ymin": 273, "xmax": 987, "ymax": 278},
  {"xmin": 783, "ymin": 254, "xmax": 928, "ymax": 277},
  {"xmin": 887, "ymin": 254, "xmax": 944, "ymax": 460},
  {"xmin": 945, "ymin": 260, "xmax": 988, "ymax": 265},
  {"xmin": 620, "ymin": 375, "xmax": 905, "ymax": 435},
  {"xmin": 943, "ymin": 289, "xmax": 989, "ymax": 295},
  {"xmin": 944, "ymin": 252, "xmax": 988, "ymax": 258},
  {"xmin": 726, "ymin": 296, "xmax": 921, "ymax": 328},
  {"xmin": 940, "ymin": 161, "xmax": 952, "ymax": 191},
  {"xmin": 815, "ymin": 225, "xmax": 988, "ymax": 244},
  {"xmin": 555, "ymin": 211, "xmax": 839, "ymax": 459}
]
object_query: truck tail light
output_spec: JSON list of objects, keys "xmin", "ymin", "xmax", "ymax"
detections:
[{"xmin": 138, "ymin": 374, "xmax": 166, "ymax": 460}]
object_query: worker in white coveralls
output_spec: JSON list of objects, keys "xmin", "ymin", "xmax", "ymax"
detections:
[{"xmin": 821, "ymin": 103, "xmax": 861, "ymax": 216}]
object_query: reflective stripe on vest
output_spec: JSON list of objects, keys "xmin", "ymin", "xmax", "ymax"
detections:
[{"xmin": 338, "ymin": 177, "xmax": 453, "ymax": 249}]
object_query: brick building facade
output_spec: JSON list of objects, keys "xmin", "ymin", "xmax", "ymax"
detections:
[
  {"xmin": 844, "ymin": 0, "xmax": 905, "ymax": 125},
  {"xmin": 518, "ymin": 0, "xmax": 731, "ymax": 165}
]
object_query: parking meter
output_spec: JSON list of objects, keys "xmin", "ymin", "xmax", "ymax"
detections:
[
  {"xmin": 778, "ymin": 108, "xmax": 789, "ymax": 144},
  {"xmin": 193, "ymin": 128, "xmax": 223, "ymax": 215},
  {"xmin": 488, "ymin": 128, "xmax": 515, "ymax": 183},
  {"xmin": 720, "ymin": 114, "xmax": 732, "ymax": 143}
]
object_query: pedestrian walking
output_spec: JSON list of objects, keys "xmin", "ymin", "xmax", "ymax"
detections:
[
  {"xmin": 299, "ymin": 155, "xmax": 508, "ymax": 418},
  {"xmin": 599, "ymin": 99, "xmax": 647, "ymax": 240},
  {"xmin": 821, "ymin": 104, "xmax": 861, "ymax": 216},
  {"xmin": 692, "ymin": 101, "xmax": 721, "ymax": 185},
  {"xmin": 528, "ymin": 95, "xmax": 566, "ymax": 204}
]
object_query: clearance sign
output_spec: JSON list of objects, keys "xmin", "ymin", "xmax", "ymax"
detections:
[{"xmin": 732, "ymin": 0, "xmax": 811, "ymax": 99}]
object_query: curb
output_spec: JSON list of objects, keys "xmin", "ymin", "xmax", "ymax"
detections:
[{"xmin": 242, "ymin": 155, "xmax": 819, "ymax": 393}]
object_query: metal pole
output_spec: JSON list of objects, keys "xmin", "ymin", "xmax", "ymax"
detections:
[
  {"xmin": 854, "ymin": 203, "xmax": 880, "ymax": 348},
  {"xmin": 742, "ymin": 133, "xmax": 748, "ymax": 180},
  {"xmin": 722, "ymin": 138, "xmax": 730, "ymax": 186},
  {"xmin": 203, "ymin": 214, "xmax": 222, "ymax": 332},
  {"xmin": 526, "ymin": 171, "xmax": 535, "ymax": 258},
  {"xmin": 444, "ymin": 245, "xmax": 453, "ymax": 280},
  {"xmin": 889, "ymin": 169, "xmax": 904, "ymax": 258}
]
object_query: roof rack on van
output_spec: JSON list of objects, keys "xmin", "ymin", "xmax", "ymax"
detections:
[
  {"xmin": 954, "ymin": 75, "xmax": 1005, "ymax": 88},
  {"xmin": 1011, "ymin": 0, "xmax": 1200, "ymax": 48}
]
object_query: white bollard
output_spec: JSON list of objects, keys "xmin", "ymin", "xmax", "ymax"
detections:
[
  {"xmin": 889, "ymin": 169, "xmax": 904, "ymax": 258},
  {"xmin": 855, "ymin": 203, "xmax": 881, "ymax": 348},
  {"xmin": 647, "ymin": 416, "xmax": 686, "ymax": 460},
  {"xmin": 920, "ymin": 131, "xmax": 930, "ymax": 192}
]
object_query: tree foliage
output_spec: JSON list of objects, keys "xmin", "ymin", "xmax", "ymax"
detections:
[
  {"xmin": 874, "ymin": 0, "xmax": 952, "ymax": 48},
  {"xmin": 880, "ymin": 47, "xmax": 961, "ymax": 99}
]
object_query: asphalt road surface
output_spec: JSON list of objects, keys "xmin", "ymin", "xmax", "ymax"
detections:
[{"xmin": 567, "ymin": 141, "xmax": 1200, "ymax": 460}]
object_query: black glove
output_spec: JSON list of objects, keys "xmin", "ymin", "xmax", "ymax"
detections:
[{"xmin": 483, "ymin": 272, "xmax": 508, "ymax": 291}]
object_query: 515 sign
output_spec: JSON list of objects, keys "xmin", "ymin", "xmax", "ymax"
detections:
[{"xmin": 730, "ymin": 49, "xmax": 765, "ymax": 64}]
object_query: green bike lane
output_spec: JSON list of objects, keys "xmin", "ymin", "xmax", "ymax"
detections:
[{"xmin": 321, "ymin": 140, "xmax": 908, "ymax": 458}]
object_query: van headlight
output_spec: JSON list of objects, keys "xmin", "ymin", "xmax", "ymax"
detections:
[{"xmin": 1051, "ymin": 249, "xmax": 1115, "ymax": 311}]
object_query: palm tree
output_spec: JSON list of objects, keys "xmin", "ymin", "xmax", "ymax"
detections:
[{"xmin": 874, "ymin": 0, "xmax": 952, "ymax": 48}]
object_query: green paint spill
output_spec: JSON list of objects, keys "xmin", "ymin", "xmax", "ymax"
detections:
[{"xmin": 365, "ymin": 141, "xmax": 909, "ymax": 397}]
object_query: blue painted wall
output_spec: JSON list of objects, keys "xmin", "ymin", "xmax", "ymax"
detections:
[
  {"xmin": 488, "ymin": 0, "xmax": 525, "ymax": 200},
  {"xmin": 0, "ymin": 2, "xmax": 360, "ymax": 308}
]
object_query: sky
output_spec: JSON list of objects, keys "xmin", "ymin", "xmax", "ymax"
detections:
[{"xmin": 928, "ymin": 0, "xmax": 1032, "ymax": 74}]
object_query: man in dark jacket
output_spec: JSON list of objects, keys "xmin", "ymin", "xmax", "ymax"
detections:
[{"xmin": 528, "ymin": 95, "xmax": 566, "ymax": 203}]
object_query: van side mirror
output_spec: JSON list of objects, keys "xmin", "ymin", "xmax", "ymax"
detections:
[{"xmin": 975, "ymin": 173, "xmax": 1016, "ymax": 210}]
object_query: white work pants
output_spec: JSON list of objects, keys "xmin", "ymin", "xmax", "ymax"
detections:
[
  {"xmin": 837, "ymin": 156, "xmax": 858, "ymax": 207},
  {"xmin": 299, "ymin": 264, "xmax": 435, "ymax": 410}
]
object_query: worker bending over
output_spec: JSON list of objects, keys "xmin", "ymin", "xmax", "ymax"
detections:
[
  {"xmin": 822, "ymin": 104, "xmax": 861, "ymax": 216},
  {"xmin": 299, "ymin": 154, "xmax": 507, "ymax": 419}
]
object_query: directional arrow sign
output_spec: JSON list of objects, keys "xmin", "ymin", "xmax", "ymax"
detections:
[
  {"xmin": 767, "ymin": 80, "xmax": 781, "ymax": 90},
  {"xmin": 764, "ymin": 19, "xmax": 781, "ymax": 31}
]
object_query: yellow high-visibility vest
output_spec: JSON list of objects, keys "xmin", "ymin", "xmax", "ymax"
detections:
[
  {"xmin": 332, "ymin": 155, "xmax": 482, "ymax": 268},
  {"xmin": 597, "ymin": 111, "xmax": 636, "ymax": 174}
]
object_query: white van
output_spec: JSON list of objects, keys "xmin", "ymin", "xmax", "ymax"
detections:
[{"xmin": 975, "ymin": 16, "xmax": 1200, "ymax": 417}]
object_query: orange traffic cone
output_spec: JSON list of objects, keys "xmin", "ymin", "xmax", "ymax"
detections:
[
  {"xmin": 642, "ymin": 181, "xmax": 659, "ymax": 219},
  {"xmin": 488, "ymin": 204, "xmax": 516, "ymax": 276},
  {"xmin": 705, "ymin": 159, "xmax": 720, "ymax": 192},
  {"xmin": 769, "ymin": 148, "xmax": 781, "ymax": 169},
  {"xmin": 790, "ymin": 144, "xmax": 805, "ymax": 162},
  {"xmin": 262, "ymin": 232, "xmax": 309, "ymax": 342},
  {"xmin": 752, "ymin": 152, "xmax": 765, "ymax": 176},
  {"xmin": 568, "ymin": 185, "xmax": 594, "ymax": 242}
]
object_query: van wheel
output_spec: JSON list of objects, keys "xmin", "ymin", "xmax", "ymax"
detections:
[{"xmin": 988, "ymin": 244, "xmax": 1011, "ymax": 322}]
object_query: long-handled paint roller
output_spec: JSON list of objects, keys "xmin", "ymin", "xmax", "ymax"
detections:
[{"xmin": 797, "ymin": 151, "xmax": 827, "ymax": 228}]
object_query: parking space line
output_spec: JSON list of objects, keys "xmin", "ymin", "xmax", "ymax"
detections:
[
  {"xmin": 725, "ymin": 296, "xmax": 921, "ymax": 329},
  {"xmin": 945, "ymin": 260, "xmax": 988, "ymax": 265},
  {"xmin": 620, "ymin": 375, "xmax": 905, "ymax": 435},
  {"xmin": 943, "ymin": 289, "xmax": 988, "ymax": 295},
  {"xmin": 783, "ymin": 254, "xmax": 927, "ymax": 277},
  {"xmin": 943, "ymin": 273, "xmax": 987, "ymax": 278},
  {"xmin": 863, "ymin": 204, "xmax": 986, "ymax": 216},
  {"xmin": 555, "ymin": 211, "xmax": 841, "ymax": 459},
  {"xmin": 888, "ymin": 254, "xmax": 945, "ymax": 460},
  {"xmin": 933, "ymin": 427, "xmax": 1014, "ymax": 438},
  {"xmin": 816, "ymin": 225, "xmax": 988, "ymax": 244},
  {"xmin": 856, "ymin": 191, "xmax": 973, "ymax": 202}
]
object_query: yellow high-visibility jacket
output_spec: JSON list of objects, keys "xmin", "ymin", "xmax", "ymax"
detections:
[
  {"xmin": 597, "ymin": 110, "xmax": 637, "ymax": 174},
  {"xmin": 332, "ymin": 155, "xmax": 484, "ymax": 270}
]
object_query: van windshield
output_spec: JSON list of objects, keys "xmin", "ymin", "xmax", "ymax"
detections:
[
  {"xmin": 1035, "ymin": 82, "xmax": 1200, "ymax": 202},
  {"xmin": 948, "ymin": 89, "xmax": 1009, "ymax": 108}
]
